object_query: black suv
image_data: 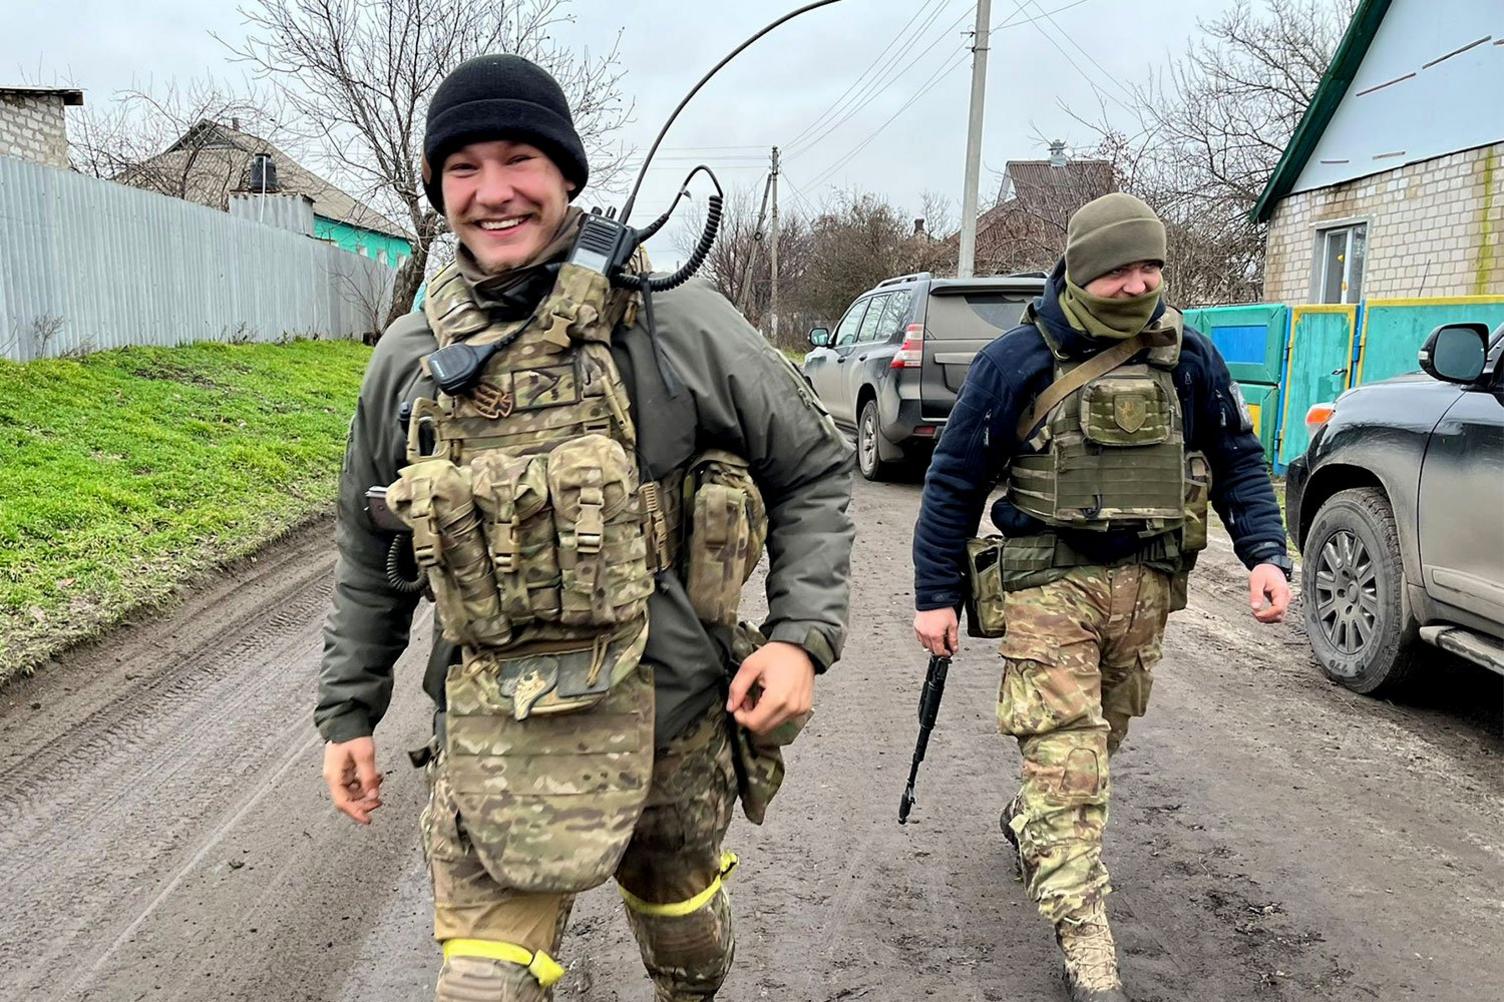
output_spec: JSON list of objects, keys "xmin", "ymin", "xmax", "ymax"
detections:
[
  {"xmin": 802, "ymin": 272, "xmax": 1045, "ymax": 480},
  {"xmin": 1287, "ymin": 322, "xmax": 1504, "ymax": 694}
]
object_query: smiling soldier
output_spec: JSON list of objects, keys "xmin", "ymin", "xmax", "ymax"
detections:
[
  {"xmin": 315, "ymin": 54, "xmax": 854, "ymax": 1001},
  {"xmin": 911, "ymin": 193, "xmax": 1291, "ymax": 1000}
]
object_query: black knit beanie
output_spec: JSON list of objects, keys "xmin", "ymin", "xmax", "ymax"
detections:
[{"xmin": 422, "ymin": 54, "xmax": 590, "ymax": 212}]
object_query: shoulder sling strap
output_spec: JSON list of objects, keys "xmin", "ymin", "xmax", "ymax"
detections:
[{"xmin": 1015, "ymin": 332, "xmax": 1150, "ymax": 443}]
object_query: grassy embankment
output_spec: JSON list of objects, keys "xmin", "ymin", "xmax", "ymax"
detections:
[{"xmin": 0, "ymin": 339, "xmax": 371, "ymax": 683}]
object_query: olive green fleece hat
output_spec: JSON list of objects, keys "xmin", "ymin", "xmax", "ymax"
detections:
[{"xmin": 1064, "ymin": 192, "xmax": 1166, "ymax": 285}]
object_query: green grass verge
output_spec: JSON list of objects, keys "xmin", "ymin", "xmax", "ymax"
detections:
[{"xmin": 0, "ymin": 338, "xmax": 371, "ymax": 681}]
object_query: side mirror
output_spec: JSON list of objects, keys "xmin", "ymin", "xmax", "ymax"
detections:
[
  {"xmin": 1419, "ymin": 323, "xmax": 1488, "ymax": 384},
  {"xmin": 808, "ymin": 327, "xmax": 831, "ymax": 348}
]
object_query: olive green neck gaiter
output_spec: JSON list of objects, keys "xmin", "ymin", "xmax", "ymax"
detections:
[{"xmin": 1058, "ymin": 277, "xmax": 1165, "ymax": 341}]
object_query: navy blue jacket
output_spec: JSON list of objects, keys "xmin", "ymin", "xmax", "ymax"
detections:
[{"xmin": 912, "ymin": 262, "xmax": 1288, "ymax": 611}]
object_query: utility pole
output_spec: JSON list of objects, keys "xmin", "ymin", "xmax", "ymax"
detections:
[
  {"xmin": 957, "ymin": 0, "xmax": 991, "ymax": 279},
  {"xmin": 769, "ymin": 145, "xmax": 781, "ymax": 342},
  {"xmin": 738, "ymin": 172, "xmax": 773, "ymax": 314}
]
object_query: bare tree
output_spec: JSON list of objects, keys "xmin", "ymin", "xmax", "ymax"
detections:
[
  {"xmin": 1066, "ymin": 0, "xmax": 1356, "ymax": 304},
  {"xmin": 789, "ymin": 190, "xmax": 929, "ymax": 331},
  {"xmin": 674, "ymin": 181, "xmax": 813, "ymax": 346},
  {"xmin": 71, "ymin": 76, "xmax": 292, "ymax": 205},
  {"xmin": 916, "ymin": 190, "xmax": 956, "ymax": 241},
  {"xmin": 223, "ymin": 0, "xmax": 633, "ymax": 329}
]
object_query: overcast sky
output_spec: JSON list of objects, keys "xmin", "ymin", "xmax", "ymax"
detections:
[{"xmin": 8, "ymin": 0, "xmax": 1235, "ymax": 245}]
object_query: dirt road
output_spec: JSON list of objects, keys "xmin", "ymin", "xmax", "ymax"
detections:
[{"xmin": 2, "ymin": 477, "xmax": 1500, "ymax": 1001}]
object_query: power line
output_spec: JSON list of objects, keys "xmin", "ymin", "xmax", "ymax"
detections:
[
  {"xmin": 1009, "ymin": 0, "xmax": 1134, "ymax": 115},
  {"xmin": 792, "ymin": 0, "xmax": 1104, "ymax": 186},
  {"xmin": 800, "ymin": 0, "xmax": 1118, "ymax": 191},
  {"xmin": 1023, "ymin": 0, "xmax": 1133, "ymax": 100},
  {"xmin": 785, "ymin": 0, "xmax": 959, "ymax": 152},
  {"xmin": 778, "ymin": 169, "xmax": 823, "ymax": 217},
  {"xmin": 786, "ymin": 3, "xmax": 975, "ymax": 159},
  {"xmin": 805, "ymin": 46, "xmax": 973, "ymax": 188}
]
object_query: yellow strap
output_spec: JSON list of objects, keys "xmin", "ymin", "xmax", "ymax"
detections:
[
  {"xmin": 441, "ymin": 939, "xmax": 565, "ymax": 988},
  {"xmin": 618, "ymin": 852, "xmax": 739, "ymax": 918}
]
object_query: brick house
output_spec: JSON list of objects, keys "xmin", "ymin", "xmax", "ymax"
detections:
[
  {"xmin": 0, "ymin": 86, "xmax": 82, "ymax": 169},
  {"xmin": 937, "ymin": 143, "xmax": 1114, "ymax": 276},
  {"xmin": 1253, "ymin": 0, "xmax": 1503, "ymax": 302}
]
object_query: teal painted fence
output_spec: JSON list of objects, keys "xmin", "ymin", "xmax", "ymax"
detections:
[
  {"xmin": 1186, "ymin": 303, "xmax": 1290, "ymax": 463},
  {"xmin": 1185, "ymin": 296, "xmax": 1503, "ymax": 471},
  {"xmin": 1278, "ymin": 306, "xmax": 1358, "ymax": 466},
  {"xmin": 1355, "ymin": 297, "xmax": 1504, "ymax": 385},
  {"xmin": 1183, "ymin": 303, "xmax": 1288, "ymax": 384}
]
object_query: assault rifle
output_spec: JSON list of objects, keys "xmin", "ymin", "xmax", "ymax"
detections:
[{"xmin": 898, "ymin": 654, "xmax": 950, "ymax": 825}]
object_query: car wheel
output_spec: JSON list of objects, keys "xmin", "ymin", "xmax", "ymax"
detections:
[
  {"xmin": 857, "ymin": 399, "xmax": 898, "ymax": 482},
  {"xmin": 1301, "ymin": 486, "xmax": 1421, "ymax": 694}
]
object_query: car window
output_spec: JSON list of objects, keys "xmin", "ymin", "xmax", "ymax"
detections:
[
  {"xmin": 877, "ymin": 289, "xmax": 913, "ymax": 339},
  {"xmin": 926, "ymin": 291, "xmax": 1034, "ymax": 340},
  {"xmin": 833, "ymin": 299, "xmax": 869, "ymax": 347},
  {"xmin": 856, "ymin": 293, "xmax": 890, "ymax": 343}
]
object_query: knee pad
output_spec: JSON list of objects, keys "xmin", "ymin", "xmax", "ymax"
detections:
[
  {"xmin": 619, "ymin": 853, "xmax": 738, "ymax": 999},
  {"xmin": 437, "ymin": 940, "xmax": 565, "ymax": 1002}
]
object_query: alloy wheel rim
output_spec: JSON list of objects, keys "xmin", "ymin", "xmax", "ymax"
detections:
[
  {"xmin": 860, "ymin": 409, "xmax": 877, "ymax": 473},
  {"xmin": 1313, "ymin": 528, "xmax": 1380, "ymax": 659}
]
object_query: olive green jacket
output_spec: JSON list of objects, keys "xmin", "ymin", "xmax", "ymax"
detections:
[{"xmin": 315, "ymin": 276, "xmax": 855, "ymax": 746}]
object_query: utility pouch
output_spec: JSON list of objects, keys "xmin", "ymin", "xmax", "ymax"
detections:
[
  {"xmin": 470, "ymin": 450, "xmax": 561, "ymax": 625},
  {"xmin": 683, "ymin": 451, "xmax": 766, "ymax": 628},
  {"xmin": 1000, "ymin": 533, "xmax": 1069, "ymax": 592},
  {"xmin": 1079, "ymin": 371, "xmax": 1173, "ymax": 447},
  {"xmin": 386, "ymin": 458, "xmax": 511, "ymax": 647},
  {"xmin": 443, "ymin": 633, "xmax": 654, "ymax": 893},
  {"xmin": 547, "ymin": 434, "xmax": 654, "ymax": 627},
  {"xmin": 724, "ymin": 623, "xmax": 807, "ymax": 824},
  {"xmin": 1170, "ymin": 451, "xmax": 1212, "ymax": 612},
  {"xmin": 964, "ymin": 536, "xmax": 1008, "ymax": 638}
]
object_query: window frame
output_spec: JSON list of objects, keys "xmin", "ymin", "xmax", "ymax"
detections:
[{"xmin": 1311, "ymin": 219, "xmax": 1369, "ymax": 305}]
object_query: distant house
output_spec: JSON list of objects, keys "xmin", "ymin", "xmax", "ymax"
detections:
[
  {"xmin": 119, "ymin": 119, "xmax": 414, "ymax": 267},
  {"xmin": 0, "ymin": 85, "xmax": 82, "ymax": 169},
  {"xmin": 954, "ymin": 142, "xmax": 1115, "ymax": 276},
  {"xmin": 1253, "ymin": 0, "xmax": 1503, "ymax": 302}
]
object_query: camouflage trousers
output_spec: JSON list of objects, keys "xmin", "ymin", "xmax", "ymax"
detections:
[
  {"xmin": 996, "ymin": 564, "xmax": 1172, "ymax": 925},
  {"xmin": 422, "ymin": 696, "xmax": 739, "ymax": 1001}
]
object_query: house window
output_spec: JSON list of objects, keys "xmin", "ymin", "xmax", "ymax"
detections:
[{"xmin": 1314, "ymin": 222, "xmax": 1366, "ymax": 304}]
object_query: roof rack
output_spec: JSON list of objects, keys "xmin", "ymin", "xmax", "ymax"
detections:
[{"xmin": 877, "ymin": 272, "xmax": 931, "ymax": 288}]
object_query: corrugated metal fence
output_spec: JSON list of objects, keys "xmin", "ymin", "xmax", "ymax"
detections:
[{"xmin": 0, "ymin": 155, "xmax": 396, "ymax": 361}]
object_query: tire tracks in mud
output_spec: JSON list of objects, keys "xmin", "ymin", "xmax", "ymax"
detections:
[{"xmin": 2, "ymin": 484, "xmax": 1501, "ymax": 1001}]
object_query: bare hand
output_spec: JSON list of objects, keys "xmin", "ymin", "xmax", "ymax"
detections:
[
  {"xmin": 323, "ymin": 736, "xmax": 383, "ymax": 825},
  {"xmin": 913, "ymin": 607, "xmax": 959, "ymax": 657},
  {"xmin": 726, "ymin": 641, "xmax": 815, "ymax": 735},
  {"xmin": 1250, "ymin": 563, "xmax": 1292, "ymax": 624}
]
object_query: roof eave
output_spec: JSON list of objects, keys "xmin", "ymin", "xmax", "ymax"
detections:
[{"xmin": 1249, "ymin": 0, "xmax": 1394, "ymax": 224}]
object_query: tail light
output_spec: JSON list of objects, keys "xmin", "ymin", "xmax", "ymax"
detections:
[
  {"xmin": 1305, "ymin": 402, "xmax": 1336, "ymax": 435},
  {"xmin": 890, "ymin": 323, "xmax": 925, "ymax": 368}
]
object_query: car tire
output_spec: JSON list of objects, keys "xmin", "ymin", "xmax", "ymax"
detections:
[
  {"xmin": 1301, "ymin": 486, "xmax": 1421, "ymax": 694},
  {"xmin": 856, "ymin": 399, "xmax": 899, "ymax": 482}
]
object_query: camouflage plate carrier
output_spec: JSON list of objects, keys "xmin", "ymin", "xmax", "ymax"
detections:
[
  {"xmin": 386, "ymin": 255, "xmax": 778, "ymax": 894},
  {"xmin": 967, "ymin": 309, "xmax": 1210, "ymax": 637}
]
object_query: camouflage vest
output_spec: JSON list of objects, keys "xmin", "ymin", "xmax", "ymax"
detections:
[
  {"xmin": 385, "ymin": 256, "xmax": 666, "ymax": 721},
  {"xmin": 387, "ymin": 257, "xmax": 767, "ymax": 716},
  {"xmin": 1010, "ymin": 313, "xmax": 1188, "ymax": 538}
]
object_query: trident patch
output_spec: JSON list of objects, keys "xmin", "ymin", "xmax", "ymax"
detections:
[{"xmin": 1114, "ymin": 395, "xmax": 1148, "ymax": 433}]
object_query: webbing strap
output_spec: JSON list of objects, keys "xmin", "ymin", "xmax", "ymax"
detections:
[
  {"xmin": 441, "ymin": 939, "xmax": 565, "ymax": 988},
  {"xmin": 1016, "ymin": 333, "xmax": 1149, "ymax": 444},
  {"xmin": 618, "ymin": 852, "xmax": 738, "ymax": 918}
]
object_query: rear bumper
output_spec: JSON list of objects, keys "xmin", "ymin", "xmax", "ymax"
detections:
[{"xmin": 881, "ymin": 392, "xmax": 944, "ymax": 452}]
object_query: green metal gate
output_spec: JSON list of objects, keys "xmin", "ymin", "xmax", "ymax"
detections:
[{"xmin": 1279, "ymin": 305, "xmax": 1357, "ymax": 466}]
